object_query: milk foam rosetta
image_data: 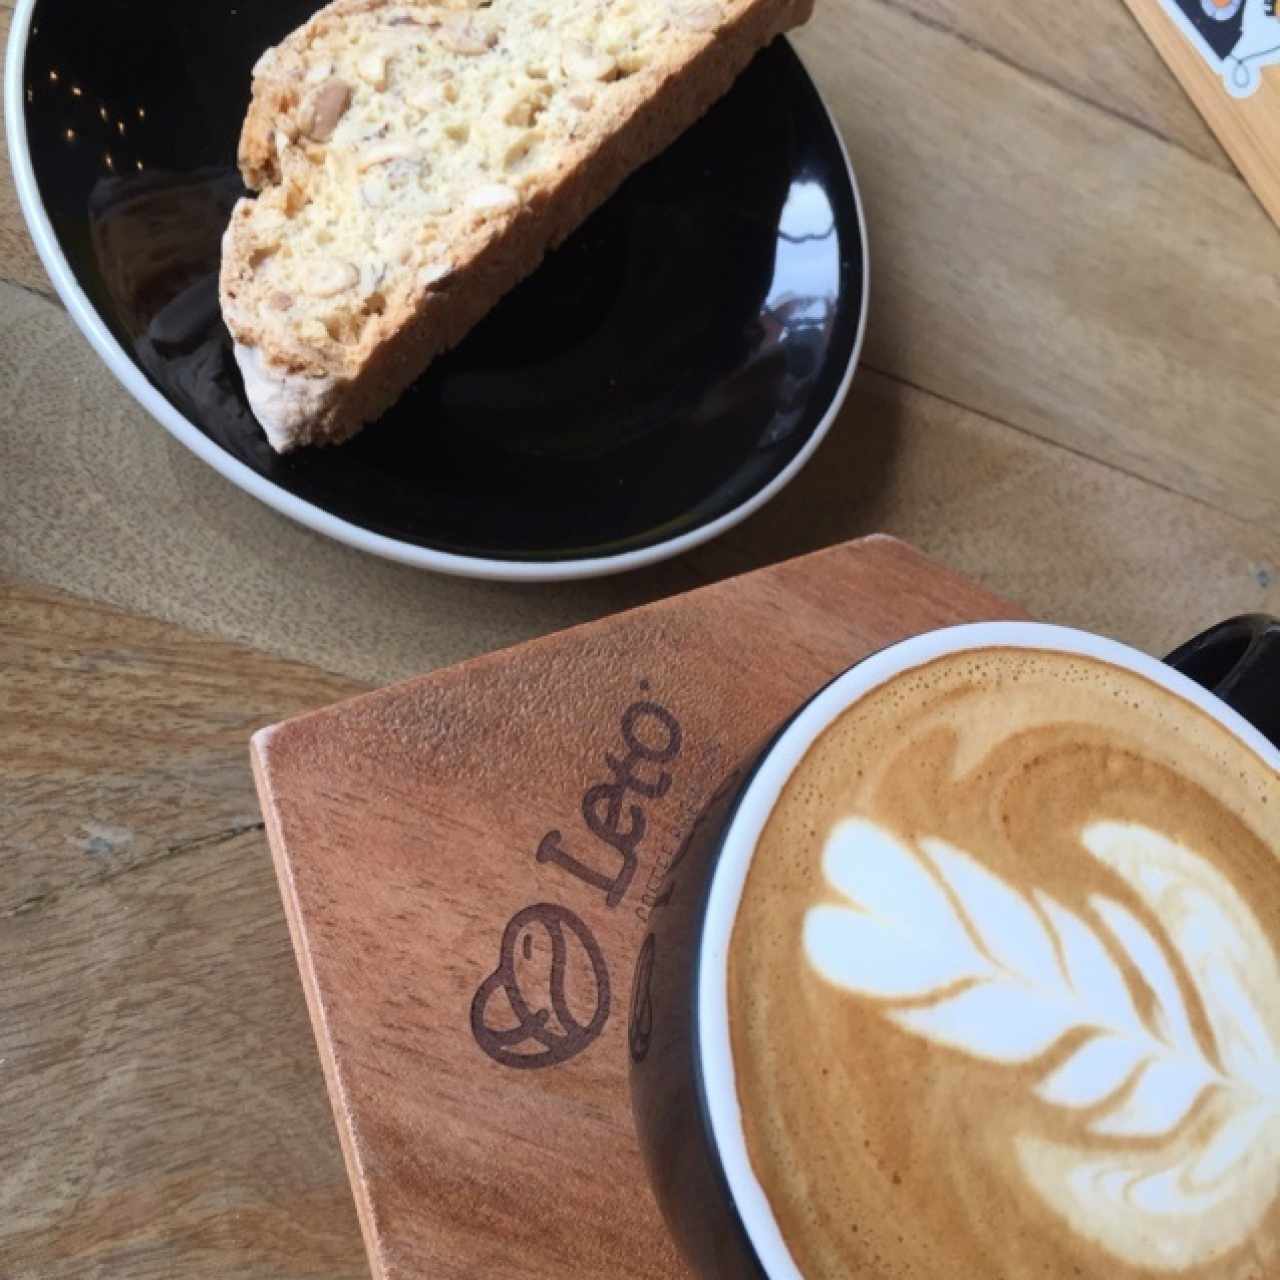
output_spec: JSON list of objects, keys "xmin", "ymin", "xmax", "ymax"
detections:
[{"xmin": 727, "ymin": 648, "xmax": 1280, "ymax": 1280}]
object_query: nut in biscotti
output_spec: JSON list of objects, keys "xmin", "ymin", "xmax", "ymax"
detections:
[{"xmin": 219, "ymin": 0, "xmax": 816, "ymax": 452}]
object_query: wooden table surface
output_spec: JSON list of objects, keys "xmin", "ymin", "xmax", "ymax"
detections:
[{"xmin": 2, "ymin": 0, "xmax": 1278, "ymax": 1276}]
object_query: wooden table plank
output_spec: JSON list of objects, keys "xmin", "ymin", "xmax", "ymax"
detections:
[
  {"xmin": 0, "ymin": 6, "xmax": 57, "ymax": 301},
  {"xmin": 1, "ymin": 578, "xmax": 361, "ymax": 917},
  {"xmin": 888, "ymin": 0, "xmax": 1231, "ymax": 172},
  {"xmin": 0, "ymin": 579, "xmax": 368, "ymax": 1280},
  {"xmin": 0, "ymin": 282, "xmax": 705, "ymax": 686},
  {"xmin": 1, "ymin": 283, "xmax": 1275, "ymax": 689},
  {"xmin": 0, "ymin": 828, "xmax": 367, "ymax": 1280},
  {"xmin": 793, "ymin": 0, "xmax": 1280, "ymax": 527},
  {"xmin": 692, "ymin": 367, "xmax": 1280, "ymax": 658}
]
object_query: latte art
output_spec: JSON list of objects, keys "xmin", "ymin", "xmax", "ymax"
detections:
[
  {"xmin": 805, "ymin": 819, "xmax": 1280, "ymax": 1270},
  {"xmin": 728, "ymin": 648, "xmax": 1279, "ymax": 1279}
]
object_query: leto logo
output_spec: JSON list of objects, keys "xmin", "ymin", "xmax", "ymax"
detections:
[
  {"xmin": 470, "ymin": 694, "xmax": 684, "ymax": 1070},
  {"xmin": 1158, "ymin": 0, "xmax": 1280, "ymax": 96}
]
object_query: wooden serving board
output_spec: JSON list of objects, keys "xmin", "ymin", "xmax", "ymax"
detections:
[
  {"xmin": 250, "ymin": 536, "xmax": 1024, "ymax": 1280},
  {"xmin": 1121, "ymin": 0, "xmax": 1280, "ymax": 228}
]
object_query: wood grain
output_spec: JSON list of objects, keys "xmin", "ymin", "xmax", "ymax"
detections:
[
  {"xmin": 1120, "ymin": 0, "xmax": 1280, "ymax": 229},
  {"xmin": 891, "ymin": 0, "xmax": 1230, "ymax": 170},
  {"xmin": 0, "ymin": 284, "xmax": 705, "ymax": 685},
  {"xmin": 253, "ymin": 536, "xmax": 1022, "ymax": 1280},
  {"xmin": 1, "ymin": 578, "xmax": 364, "ymax": 917},
  {"xmin": 2, "ymin": 284, "xmax": 1274, "ymax": 689},
  {"xmin": 792, "ymin": 0, "xmax": 1280, "ymax": 527},
  {"xmin": 0, "ymin": 578, "xmax": 368, "ymax": 1279},
  {"xmin": 693, "ymin": 367, "xmax": 1280, "ymax": 660},
  {"xmin": 0, "ymin": 6, "xmax": 56, "ymax": 301}
]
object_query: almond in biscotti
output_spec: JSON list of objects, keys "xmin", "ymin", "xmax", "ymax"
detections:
[
  {"xmin": 219, "ymin": 0, "xmax": 815, "ymax": 451},
  {"xmin": 300, "ymin": 78, "xmax": 352, "ymax": 141}
]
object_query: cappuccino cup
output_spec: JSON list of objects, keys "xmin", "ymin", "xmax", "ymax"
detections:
[{"xmin": 629, "ymin": 615, "xmax": 1280, "ymax": 1279}]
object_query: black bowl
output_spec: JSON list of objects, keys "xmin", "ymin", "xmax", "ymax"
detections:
[{"xmin": 8, "ymin": 1, "xmax": 867, "ymax": 579}]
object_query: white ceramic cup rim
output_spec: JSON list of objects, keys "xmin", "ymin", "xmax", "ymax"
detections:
[
  {"xmin": 696, "ymin": 619, "xmax": 1280, "ymax": 1279},
  {"xmin": 3, "ymin": 1, "xmax": 869, "ymax": 582}
]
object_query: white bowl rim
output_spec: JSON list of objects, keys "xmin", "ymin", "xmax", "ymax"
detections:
[{"xmin": 4, "ymin": 3, "xmax": 869, "ymax": 582}]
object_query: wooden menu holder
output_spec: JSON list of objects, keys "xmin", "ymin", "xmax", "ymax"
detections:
[{"xmin": 251, "ymin": 536, "xmax": 1023, "ymax": 1280}]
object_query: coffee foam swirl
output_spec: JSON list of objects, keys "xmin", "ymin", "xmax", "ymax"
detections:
[{"xmin": 728, "ymin": 648, "xmax": 1279, "ymax": 1279}]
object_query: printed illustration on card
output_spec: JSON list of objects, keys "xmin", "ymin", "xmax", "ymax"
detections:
[{"xmin": 1157, "ymin": 0, "xmax": 1280, "ymax": 96}]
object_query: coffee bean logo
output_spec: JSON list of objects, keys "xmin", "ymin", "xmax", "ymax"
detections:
[
  {"xmin": 471, "ymin": 904, "xmax": 610, "ymax": 1070},
  {"xmin": 628, "ymin": 932, "xmax": 656, "ymax": 1064}
]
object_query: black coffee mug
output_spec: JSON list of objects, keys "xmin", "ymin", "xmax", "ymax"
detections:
[{"xmin": 627, "ymin": 616, "xmax": 1280, "ymax": 1279}]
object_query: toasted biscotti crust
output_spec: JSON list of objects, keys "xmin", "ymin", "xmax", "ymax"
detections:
[{"xmin": 220, "ymin": 0, "xmax": 815, "ymax": 450}]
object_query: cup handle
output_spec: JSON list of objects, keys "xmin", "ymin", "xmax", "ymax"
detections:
[{"xmin": 1164, "ymin": 614, "xmax": 1280, "ymax": 750}]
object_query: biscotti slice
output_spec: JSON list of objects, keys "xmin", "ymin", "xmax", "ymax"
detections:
[{"xmin": 219, "ymin": 0, "xmax": 814, "ymax": 451}]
